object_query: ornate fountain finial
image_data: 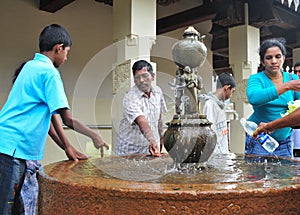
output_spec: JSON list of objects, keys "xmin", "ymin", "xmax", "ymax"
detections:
[
  {"xmin": 183, "ymin": 26, "xmax": 206, "ymax": 42},
  {"xmin": 183, "ymin": 26, "xmax": 200, "ymax": 36},
  {"xmin": 171, "ymin": 26, "xmax": 207, "ymax": 115},
  {"xmin": 172, "ymin": 26, "xmax": 207, "ymax": 70}
]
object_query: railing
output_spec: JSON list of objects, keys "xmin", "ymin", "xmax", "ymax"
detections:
[{"xmin": 62, "ymin": 125, "xmax": 112, "ymax": 130}]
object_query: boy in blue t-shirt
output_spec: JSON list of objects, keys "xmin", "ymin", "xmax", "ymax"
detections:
[{"xmin": 0, "ymin": 24, "xmax": 109, "ymax": 214}]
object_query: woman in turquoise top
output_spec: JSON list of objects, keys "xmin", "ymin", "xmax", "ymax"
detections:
[{"xmin": 246, "ymin": 38, "xmax": 300, "ymax": 158}]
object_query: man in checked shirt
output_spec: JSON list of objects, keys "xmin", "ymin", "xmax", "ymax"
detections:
[{"xmin": 115, "ymin": 60, "xmax": 167, "ymax": 156}]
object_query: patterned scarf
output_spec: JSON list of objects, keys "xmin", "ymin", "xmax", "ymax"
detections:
[{"xmin": 21, "ymin": 160, "xmax": 41, "ymax": 215}]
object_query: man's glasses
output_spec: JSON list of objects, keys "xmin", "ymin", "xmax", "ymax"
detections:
[
  {"xmin": 134, "ymin": 73, "xmax": 150, "ymax": 81},
  {"xmin": 294, "ymin": 69, "xmax": 300, "ymax": 73}
]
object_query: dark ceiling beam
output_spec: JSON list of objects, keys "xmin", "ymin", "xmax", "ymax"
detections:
[
  {"xmin": 94, "ymin": 0, "xmax": 187, "ymax": 7},
  {"xmin": 210, "ymin": 0, "xmax": 299, "ymax": 62},
  {"xmin": 157, "ymin": 2, "xmax": 216, "ymax": 34},
  {"xmin": 94, "ymin": 0, "xmax": 113, "ymax": 6},
  {"xmin": 212, "ymin": 38, "xmax": 228, "ymax": 55},
  {"xmin": 273, "ymin": 1, "xmax": 300, "ymax": 28},
  {"xmin": 268, "ymin": 27, "xmax": 298, "ymax": 45},
  {"xmin": 39, "ymin": 0, "xmax": 75, "ymax": 13},
  {"xmin": 213, "ymin": 56, "xmax": 230, "ymax": 72}
]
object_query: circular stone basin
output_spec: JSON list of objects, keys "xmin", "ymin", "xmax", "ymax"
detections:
[{"xmin": 38, "ymin": 154, "xmax": 300, "ymax": 214}]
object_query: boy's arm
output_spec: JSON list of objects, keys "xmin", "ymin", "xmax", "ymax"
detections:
[
  {"xmin": 57, "ymin": 108, "xmax": 109, "ymax": 157},
  {"xmin": 50, "ymin": 114, "xmax": 88, "ymax": 161},
  {"xmin": 48, "ymin": 119, "xmax": 64, "ymax": 150}
]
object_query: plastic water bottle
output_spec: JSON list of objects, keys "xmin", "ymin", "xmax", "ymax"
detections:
[{"xmin": 240, "ymin": 118, "xmax": 279, "ymax": 153}]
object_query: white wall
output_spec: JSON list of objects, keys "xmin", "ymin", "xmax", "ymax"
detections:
[{"xmin": 0, "ymin": 0, "xmax": 114, "ymax": 165}]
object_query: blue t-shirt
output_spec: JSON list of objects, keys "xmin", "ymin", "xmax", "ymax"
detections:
[
  {"xmin": 0, "ymin": 53, "xmax": 69, "ymax": 160},
  {"xmin": 247, "ymin": 71, "xmax": 300, "ymax": 141}
]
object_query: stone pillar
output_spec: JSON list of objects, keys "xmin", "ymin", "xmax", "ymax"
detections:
[
  {"xmin": 293, "ymin": 48, "xmax": 300, "ymax": 63},
  {"xmin": 228, "ymin": 25, "xmax": 260, "ymax": 154},
  {"xmin": 111, "ymin": 0, "xmax": 156, "ymax": 154}
]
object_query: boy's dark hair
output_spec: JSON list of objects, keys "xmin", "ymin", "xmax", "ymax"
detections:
[
  {"xmin": 132, "ymin": 60, "xmax": 153, "ymax": 76},
  {"xmin": 39, "ymin": 24, "xmax": 72, "ymax": 52},
  {"xmin": 216, "ymin": 72, "xmax": 236, "ymax": 89}
]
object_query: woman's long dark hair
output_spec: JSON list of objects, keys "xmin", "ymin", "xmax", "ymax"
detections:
[{"xmin": 12, "ymin": 62, "xmax": 27, "ymax": 84}]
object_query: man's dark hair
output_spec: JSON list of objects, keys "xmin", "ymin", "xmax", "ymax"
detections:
[
  {"xmin": 216, "ymin": 72, "xmax": 236, "ymax": 89},
  {"xmin": 132, "ymin": 60, "xmax": 153, "ymax": 76},
  {"xmin": 39, "ymin": 24, "xmax": 72, "ymax": 52},
  {"xmin": 294, "ymin": 61, "xmax": 300, "ymax": 68}
]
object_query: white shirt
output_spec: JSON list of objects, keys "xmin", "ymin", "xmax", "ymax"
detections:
[
  {"xmin": 292, "ymin": 129, "xmax": 300, "ymax": 149},
  {"xmin": 115, "ymin": 85, "xmax": 167, "ymax": 155},
  {"xmin": 203, "ymin": 93, "xmax": 229, "ymax": 154}
]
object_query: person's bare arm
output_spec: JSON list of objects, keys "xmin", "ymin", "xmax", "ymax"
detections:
[
  {"xmin": 135, "ymin": 115, "xmax": 161, "ymax": 156},
  {"xmin": 50, "ymin": 114, "xmax": 88, "ymax": 161},
  {"xmin": 253, "ymin": 107, "xmax": 300, "ymax": 137},
  {"xmin": 48, "ymin": 120, "xmax": 64, "ymax": 150},
  {"xmin": 57, "ymin": 108, "xmax": 109, "ymax": 157}
]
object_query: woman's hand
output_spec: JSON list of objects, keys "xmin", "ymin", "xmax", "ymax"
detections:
[{"xmin": 284, "ymin": 80, "xmax": 300, "ymax": 92}]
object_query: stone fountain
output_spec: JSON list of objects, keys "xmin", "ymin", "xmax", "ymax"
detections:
[
  {"xmin": 38, "ymin": 27, "xmax": 300, "ymax": 214},
  {"xmin": 164, "ymin": 26, "xmax": 216, "ymax": 165}
]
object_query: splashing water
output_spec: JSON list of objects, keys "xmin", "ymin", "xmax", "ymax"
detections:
[{"xmin": 86, "ymin": 153, "xmax": 300, "ymax": 186}]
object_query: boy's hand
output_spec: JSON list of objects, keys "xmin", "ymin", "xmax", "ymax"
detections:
[
  {"xmin": 65, "ymin": 145, "xmax": 88, "ymax": 161},
  {"xmin": 93, "ymin": 135, "xmax": 109, "ymax": 157}
]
